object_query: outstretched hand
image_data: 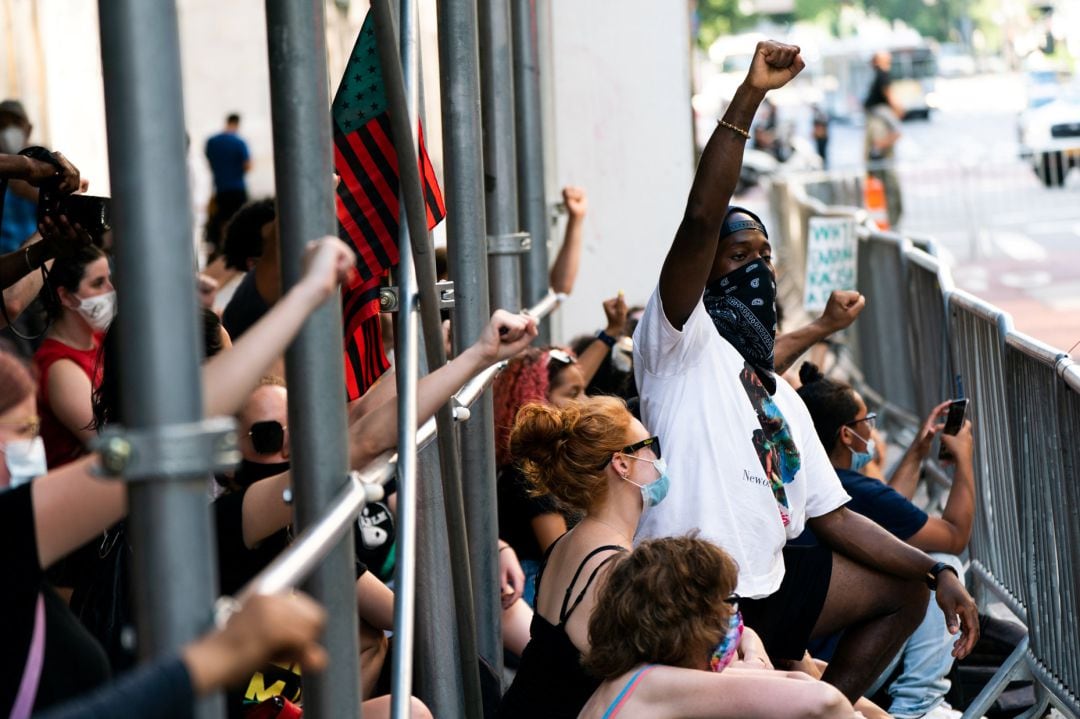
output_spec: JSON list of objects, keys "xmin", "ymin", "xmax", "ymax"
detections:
[
  {"xmin": 911, "ymin": 400, "xmax": 950, "ymax": 458},
  {"xmin": 745, "ymin": 41, "xmax": 805, "ymax": 92},
  {"xmin": 820, "ymin": 289, "xmax": 865, "ymax": 333},
  {"xmin": 934, "ymin": 570, "xmax": 979, "ymax": 659},
  {"xmin": 476, "ymin": 309, "xmax": 538, "ymax": 364},
  {"xmin": 184, "ymin": 592, "xmax": 327, "ymax": 696},
  {"xmin": 299, "ymin": 236, "xmax": 357, "ymax": 304}
]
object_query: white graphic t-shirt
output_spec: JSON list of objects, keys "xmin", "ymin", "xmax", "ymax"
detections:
[{"xmin": 633, "ymin": 287, "xmax": 849, "ymax": 599}]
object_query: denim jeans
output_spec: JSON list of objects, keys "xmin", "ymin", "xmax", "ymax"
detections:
[{"xmin": 868, "ymin": 553, "xmax": 964, "ymax": 718}]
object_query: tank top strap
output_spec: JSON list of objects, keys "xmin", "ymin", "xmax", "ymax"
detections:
[
  {"xmin": 559, "ymin": 545, "xmax": 627, "ymax": 624},
  {"xmin": 532, "ymin": 531, "xmax": 568, "ymax": 605},
  {"xmin": 601, "ymin": 664, "xmax": 657, "ymax": 719}
]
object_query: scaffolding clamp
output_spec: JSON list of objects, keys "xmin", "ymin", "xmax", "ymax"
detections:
[
  {"xmin": 487, "ymin": 232, "xmax": 531, "ymax": 255},
  {"xmin": 91, "ymin": 416, "xmax": 241, "ymax": 480},
  {"xmin": 380, "ymin": 280, "xmax": 456, "ymax": 313}
]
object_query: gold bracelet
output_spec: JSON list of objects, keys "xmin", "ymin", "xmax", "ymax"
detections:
[{"xmin": 717, "ymin": 119, "xmax": 750, "ymax": 140}]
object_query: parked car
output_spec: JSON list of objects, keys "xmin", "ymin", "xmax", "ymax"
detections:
[{"xmin": 1018, "ymin": 85, "xmax": 1080, "ymax": 187}]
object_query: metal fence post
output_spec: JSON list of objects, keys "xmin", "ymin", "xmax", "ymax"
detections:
[
  {"xmin": 264, "ymin": 3, "xmax": 361, "ymax": 719},
  {"xmin": 512, "ymin": 0, "xmax": 550, "ymax": 342},
  {"xmin": 437, "ymin": 0, "xmax": 505, "ymax": 688},
  {"xmin": 479, "ymin": 0, "xmax": 524, "ymax": 312},
  {"xmin": 97, "ymin": 2, "xmax": 224, "ymax": 717},
  {"xmin": 369, "ymin": 2, "xmax": 485, "ymax": 711}
]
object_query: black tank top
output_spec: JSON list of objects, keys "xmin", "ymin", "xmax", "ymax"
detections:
[{"xmin": 497, "ymin": 535, "xmax": 626, "ymax": 719}]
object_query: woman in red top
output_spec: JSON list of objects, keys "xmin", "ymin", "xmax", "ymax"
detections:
[{"xmin": 33, "ymin": 244, "xmax": 114, "ymax": 469}]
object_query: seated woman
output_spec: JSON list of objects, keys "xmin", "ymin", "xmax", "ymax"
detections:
[
  {"xmin": 796, "ymin": 363, "xmax": 975, "ymax": 719},
  {"xmin": 577, "ymin": 535, "xmax": 860, "ymax": 719},
  {"xmin": 34, "ymin": 243, "xmax": 114, "ymax": 468},
  {"xmin": 497, "ymin": 396, "xmax": 768, "ymax": 718}
]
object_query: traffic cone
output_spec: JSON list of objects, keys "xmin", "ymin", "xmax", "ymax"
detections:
[{"xmin": 864, "ymin": 175, "xmax": 890, "ymax": 230}]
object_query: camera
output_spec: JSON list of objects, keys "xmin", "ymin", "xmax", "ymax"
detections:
[{"xmin": 37, "ymin": 188, "xmax": 112, "ymax": 242}]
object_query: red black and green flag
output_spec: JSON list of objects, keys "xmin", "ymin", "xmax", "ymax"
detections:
[{"xmin": 333, "ymin": 12, "xmax": 446, "ymax": 400}]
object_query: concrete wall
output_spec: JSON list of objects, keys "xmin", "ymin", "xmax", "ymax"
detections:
[{"xmin": 542, "ymin": 0, "xmax": 695, "ymax": 342}]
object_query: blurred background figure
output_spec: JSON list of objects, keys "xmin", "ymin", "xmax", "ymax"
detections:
[
  {"xmin": 204, "ymin": 113, "xmax": 251, "ymax": 256},
  {"xmin": 864, "ymin": 51, "xmax": 904, "ymax": 228}
]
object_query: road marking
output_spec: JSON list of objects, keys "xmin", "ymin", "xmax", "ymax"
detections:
[
  {"xmin": 1000, "ymin": 270, "xmax": 1052, "ymax": 289},
  {"xmin": 992, "ymin": 231, "xmax": 1048, "ymax": 262}
]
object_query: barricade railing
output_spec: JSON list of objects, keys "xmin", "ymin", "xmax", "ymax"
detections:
[
  {"xmin": 220, "ymin": 290, "xmax": 564, "ymax": 611},
  {"xmin": 1005, "ymin": 334, "xmax": 1079, "ymax": 717},
  {"xmin": 773, "ymin": 169, "xmax": 1080, "ymax": 718},
  {"xmin": 947, "ymin": 291, "xmax": 1025, "ymax": 619},
  {"xmin": 850, "ymin": 229, "xmax": 919, "ymax": 427}
]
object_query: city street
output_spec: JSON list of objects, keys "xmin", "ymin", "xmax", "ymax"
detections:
[{"xmin": 829, "ymin": 73, "xmax": 1080, "ymax": 357}]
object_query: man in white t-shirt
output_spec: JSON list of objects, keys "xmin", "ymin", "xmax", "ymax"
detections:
[{"xmin": 632, "ymin": 40, "xmax": 978, "ymax": 704}]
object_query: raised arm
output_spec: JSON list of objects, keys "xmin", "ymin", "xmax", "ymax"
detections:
[
  {"xmin": 549, "ymin": 186, "xmax": 587, "ymax": 295},
  {"xmin": 907, "ymin": 420, "xmax": 975, "ymax": 555},
  {"xmin": 659, "ymin": 42, "xmax": 804, "ymax": 329},
  {"xmin": 202, "ymin": 237, "xmax": 354, "ymax": 418},
  {"xmin": 348, "ymin": 310, "xmax": 538, "ymax": 468},
  {"xmin": 774, "ymin": 290, "xmax": 865, "ymax": 374}
]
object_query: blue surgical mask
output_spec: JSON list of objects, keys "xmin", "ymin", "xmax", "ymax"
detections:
[
  {"xmin": 623, "ymin": 456, "xmax": 670, "ymax": 508},
  {"xmin": 847, "ymin": 430, "xmax": 876, "ymax": 473}
]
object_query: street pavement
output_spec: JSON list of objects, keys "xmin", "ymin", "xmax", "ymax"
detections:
[{"xmin": 827, "ymin": 73, "xmax": 1080, "ymax": 358}]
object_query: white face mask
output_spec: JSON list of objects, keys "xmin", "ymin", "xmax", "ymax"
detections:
[
  {"xmin": 75, "ymin": 290, "xmax": 117, "ymax": 331},
  {"xmin": 2, "ymin": 436, "xmax": 47, "ymax": 488},
  {"xmin": 0, "ymin": 125, "xmax": 27, "ymax": 154}
]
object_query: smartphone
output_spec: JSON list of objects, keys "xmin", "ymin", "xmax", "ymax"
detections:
[{"xmin": 938, "ymin": 398, "xmax": 969, "ymax": 461}]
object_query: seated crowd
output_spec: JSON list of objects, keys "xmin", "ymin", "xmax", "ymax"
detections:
[{"xmin": 0, "ymin": 40, "xmax": 979, "ymax": 719}]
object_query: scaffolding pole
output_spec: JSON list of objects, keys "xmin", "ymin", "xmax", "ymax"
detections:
[
  {"xmin": 512, "ymin": 0, "xmax": 551, "ymax": 344},
  {"xmin": 437, "ymin": 0, "xmax": 505, "ymax": 692},
  {"xmin": 264, "ymin": 3, "xmax": 361, "ymax": 719},
  {"xmin": 97, "ymin": 2, "xmax": 224, "ymax": 717},
  {"xmin": 479, "ymin": 0, "xmax": 524, "ymax": 312},
  {"xmin": 370, "ymin": 2, "xmax": 484, "ymax": 713}
]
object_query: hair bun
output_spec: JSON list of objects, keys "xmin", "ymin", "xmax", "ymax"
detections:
[{"xmin": 799, "ymin": 361, "xmax": 825, "ymax": 385}]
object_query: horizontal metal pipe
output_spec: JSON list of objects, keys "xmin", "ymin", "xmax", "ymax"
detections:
[
  {"xmin": 230, "ymin": 289, "xmax": 564, "ymax": 606},
  {"xmin": 236, "ymin": 469, "xmax": 390, "ymax": 602}
]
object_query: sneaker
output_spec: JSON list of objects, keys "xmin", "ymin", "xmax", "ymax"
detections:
[{"xmin": 918, "ymin": 702, "xmax": 986, "ymax": 719}]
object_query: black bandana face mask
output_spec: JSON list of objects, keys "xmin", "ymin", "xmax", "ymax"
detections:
[{"xmin": 703, "ymin": 259, "xmax": 778, "ymax": 394}]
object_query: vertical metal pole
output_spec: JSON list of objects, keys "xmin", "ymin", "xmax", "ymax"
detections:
[
  {"xmin": 479, "ymin": 0, "xmax": 524, "ymax": 311},
  {"xmin": 512, "ymin": 0, "xmax": 551, "ymax": 344},
  {"xmin": 264, "ymin": 3, "xmax": 361, "ymax": 719},
  {"xmin": 438, "ymin": 0, "xmax": 505, "ymax": 687},
  {"xmin": 391, "ymin": 0, "xmax": 421, "ymax": 713},
  {"xmin": 97, "ymin": 3, "xmax": 223, "ymax": 718},
  {"xmin": 369, "ymin": 1, "xmax": 485, "ymax": 712}
]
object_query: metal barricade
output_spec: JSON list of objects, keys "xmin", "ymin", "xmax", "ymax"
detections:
[
  {"xmin": 1052, "ymin": 364, "xmax": 1080, "ymax": 714},
  {"xmin": 1005, "ymin": 333, "xmax": 1079, "ymax": 717},
  {"xmin": 849, "ymin": 230, "xmax": 919, "ymax": 426},
  {"xmin": 904, "ymin": 246, "xmax": 955, "ymax": 423},
  {"xmin": 947, "ymin": 291, "xmax": 1026, "ymax": 618}
]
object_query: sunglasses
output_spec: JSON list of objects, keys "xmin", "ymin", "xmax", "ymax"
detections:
[
  {"xmin": 547, "ymin": 348, "xmax": 575, "ymax": 366},
  {"xmin": 601, "ymin": 435, "xmax": 662, "ymax": 468},
  {"xmin": 249, "ymin": 420, "xmax": 286, "ymax": 455}
]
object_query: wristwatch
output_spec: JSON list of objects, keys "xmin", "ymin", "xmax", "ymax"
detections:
[
  {"xmin": 925, "ymin": 561, "xmax": 958, "ymax": 590},
  {"xmin": 595, "ymin": 330, "xmax": 617, "ymax": 348}
]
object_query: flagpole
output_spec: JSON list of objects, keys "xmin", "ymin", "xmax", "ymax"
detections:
[{"xmin": 263, "ymin": 2, "xmax": 362, "ymax": 719}]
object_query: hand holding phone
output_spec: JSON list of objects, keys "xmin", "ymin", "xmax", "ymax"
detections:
[{"xmin": 938, "ymin": 398, "xmax": 969, "ymax": 461}]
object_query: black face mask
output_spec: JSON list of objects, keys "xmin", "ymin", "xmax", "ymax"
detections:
[
  {"xmin": 235, "ymin": 459, "xmax": 291, "ymax": 489},
  {"xmin": 703, "ymin": 259, "xmax": 778, "ymax": 394}
]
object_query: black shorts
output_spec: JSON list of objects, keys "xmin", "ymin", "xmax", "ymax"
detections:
[{"xmin": 739, "ymin": 543, "xmax": 833, "ymax": 662}]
